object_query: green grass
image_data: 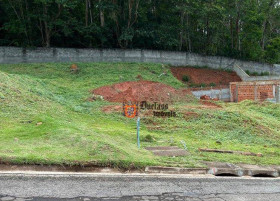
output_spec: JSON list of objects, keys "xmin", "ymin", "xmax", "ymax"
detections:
[
  {"xmin": 0, "ymin": 62, "xmax": 279, "ymax": 168},
  {"xmin": 245, "ymin": 70, "xmax": 270, "ymax": 76}
]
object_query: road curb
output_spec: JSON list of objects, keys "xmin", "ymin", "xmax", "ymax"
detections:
[
  {"xmin": 145, "ymin": 166, "xmax": 207, "ymax": 174},
  {"xmin": 271, "ymin": 166, "xmax": 280, "ymax": 174},
  {"xmin": 145, "ymin": 163, "xmax": 280, "ymax": 178},
  {"xmin": 207, "ymin": 167, "xmax": 243, "ymax": 177},
  {"xmin": 239, "ymin": 164, "xmax": 279, "ymax": 177},
  {"xmin": 203, "ymin": 162, "xmax": 244, "ymax": 177},
  {"xmin": 0, "ymin": 163, "xmax": 279, "ymax": 178}
]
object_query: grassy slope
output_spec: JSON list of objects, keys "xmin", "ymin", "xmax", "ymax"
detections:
[{"xmin": 0, "ymin": 62, "xmax": 279, "ymax": 168}]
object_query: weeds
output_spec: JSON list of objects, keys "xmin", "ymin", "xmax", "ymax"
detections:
[
  {"xmin": 245, "ymin": 70, "xmax": 270, "ymax": 76},
  {"xmin": 0, "ymin": 63, "xmax": 279, "ymax": 168},
  {"xmin": 182, "ymin": 75, "xmax": 190, "ymax": 82}
]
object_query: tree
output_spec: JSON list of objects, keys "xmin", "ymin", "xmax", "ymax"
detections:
[
  {"xmin": 265, "ymin": 37, "xmax": 280, "ymax": 64},
  {"xmin": 0, "ymin": 0, "xmax": 280, "ymax": 64}
]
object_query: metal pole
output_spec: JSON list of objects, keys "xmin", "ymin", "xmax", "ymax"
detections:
[{"xmin": 137, "ymin": 117, "xmax": 140, "ymax": 149}]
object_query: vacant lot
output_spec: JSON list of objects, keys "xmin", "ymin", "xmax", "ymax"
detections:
[{"xmin": 0, "ymin": 63, "xmax": 279, "ymax": 168}]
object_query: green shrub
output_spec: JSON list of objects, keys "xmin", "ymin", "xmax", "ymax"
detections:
[
  {"xmin": 245, "ymin": 70, "xmax": 269, "ymax": 76},
  {"xmin": 209, "ymin": 82, "xmax": 216, "ymax": 87},
  {"xmin": 188, "ymin": 83, "xmax": 196, "ymax": 87},
  {"xmin": 182, "ymin": 75, "xmax": 190, "ymax": 82},
  {"xmin": 200, "ymin": 83, "xmax": 207, "ymax": 87},
  {"xmin": 260, "ymin": 72, "xmax": 270, "ymax": 76},
  {"xmin": 224, "ymin": 69, "xmax": 233, "ymax": 73},
  {"xmin": 188, "ymin": 83, "xmax": 207, "ymax": 88},
  {"xmin": 193, "ymin": 65, "xmax": 209, "ymax": 69},
  {"xmin": 143, "ymin": 134, "xmax": 153, "ymax": 142}
]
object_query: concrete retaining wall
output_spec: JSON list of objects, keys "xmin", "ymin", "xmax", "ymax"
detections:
[
  {"xmin": 191, "ymin": 88, "xmax": 230, "ymax": 101},
  {"xmin": 233, "ymin": 65, "xmax": 250, "ymax": 81},
  {"xmin": 1, "ymin": 46, "xmax": 279, "ymax": 74},
  {"xmin": 245, "ymin": 76, "xmax": 280, "ymax": 81},
  {"xmin": 233, "ymin": 65, "xmax": 280, "ymax": 81}
]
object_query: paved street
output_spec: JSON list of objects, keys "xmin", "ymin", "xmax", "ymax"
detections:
[{"xmin": 0, "ymin": 172, "xmax": 279, "ymax": 201}]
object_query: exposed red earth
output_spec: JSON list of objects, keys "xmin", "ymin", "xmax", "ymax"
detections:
[
  {"xmin": 200, "ymin": 100, "xmax": 222, "ymax": 108},
  {"xmin": 92, "ymin": 67, "xmax": 233, "ymax": 113},
  {"xmin": 92, "ymin": 80, "xmax": 189, "ymax": 103},
  {"xmin": 171, "ymin": 67, "xmax": 241, "ymax": 88},
  {"xmin": 200, "ymin": 95, "xmax": 219, "ymax": 101},
  {"xmin": 102, "ymin": 105, "xmax": 123, "ymax": 113}
]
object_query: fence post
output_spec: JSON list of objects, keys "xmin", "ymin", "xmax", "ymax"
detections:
[
  {"xmin": 276, "ymin": 86, "xmax": 280, "ymax": 103},
  {"xmin": 235, "ymin": 85, "xmax": 238, "ymax": 102}
]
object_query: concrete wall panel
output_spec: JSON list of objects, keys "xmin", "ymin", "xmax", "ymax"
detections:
[{"xmin": 0, "ymin": 46, "xmax": 277, "ymax": 76}]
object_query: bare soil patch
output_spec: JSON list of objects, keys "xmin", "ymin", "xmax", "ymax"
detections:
[
  {"xmin": 171, "ymin": 67, "xmax": 241, "ymax": 88},
  {"xmin": 92, "ymin": 81, "xmax": 189, "ymax": 103},
  {"xmin": 102, "ymin": 105, "xmax": 122, "ymax": 113},
  {"xmin": 200, "ymin": 100, "xmax": 222, "ymax": 108},
  {"xmin": 184, "ymin": 112, "xmax": 200, "ymax": 120}
]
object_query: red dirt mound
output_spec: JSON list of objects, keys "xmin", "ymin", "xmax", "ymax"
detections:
[
  {"xmin": 92, "ymin": 81, "xmax": 188, "ymax": 103},
  {"xmin": 171, "ymin": 67, "xmax": 241, "ymax": 88},
  {"xmin": 200, "ymin": 95, "xmax": 219, "ymax": 101}
]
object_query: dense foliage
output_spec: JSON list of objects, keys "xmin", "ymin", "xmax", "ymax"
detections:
[{"xmin": 1, "ymin": 0, "xmax": 280, "ymax": 63}]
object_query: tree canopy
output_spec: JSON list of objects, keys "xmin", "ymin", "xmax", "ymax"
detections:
[{"xmin": 1, "ymin": 0, "xmax": 280, "ymax": 63}]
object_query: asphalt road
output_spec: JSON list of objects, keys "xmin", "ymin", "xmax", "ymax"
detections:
[{"xmin": 0, "ymin": 172, "xmax": 279, "ymax": 201}]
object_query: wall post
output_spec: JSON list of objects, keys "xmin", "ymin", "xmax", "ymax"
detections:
[
  {"xmin": 276, "ymin": 85, "xmax": 280, "ymax": 103},
  {"xmin": 235, "ymin": 85, "xmax": 239, "ymax": 102},
  {"xmin": 254, "ymin": 85, "xmax": 257, "ymax": 101}
]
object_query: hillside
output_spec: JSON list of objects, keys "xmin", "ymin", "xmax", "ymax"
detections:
[{"xmin": 0, "ymin": 63, "xmax": 279, "ymax": 168}]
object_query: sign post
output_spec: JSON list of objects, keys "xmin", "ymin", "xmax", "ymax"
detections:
[
  {"xmin": 137, "ymin": 117, "xmax": 140, "ymax": 149},
  {"xmin": 123, "ymin": 102, "xmax": 140, "ymax": 148}
]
